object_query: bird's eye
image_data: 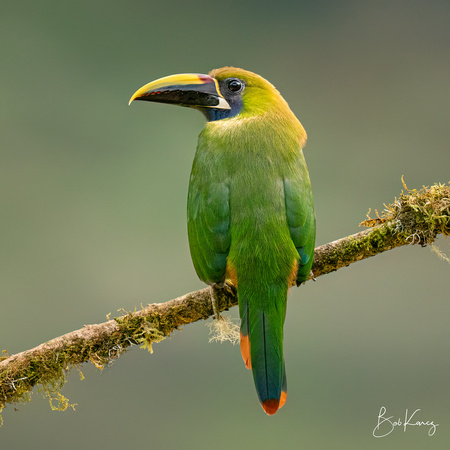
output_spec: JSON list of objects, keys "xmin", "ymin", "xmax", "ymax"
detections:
[{"xmin": 226, "ymin": 78, "xmax": 243, "ymax": 93}]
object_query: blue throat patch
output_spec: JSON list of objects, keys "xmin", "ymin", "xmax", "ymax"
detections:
[{"xmin": 203, "ymin": 97, "xmax": 243, "ymax": 122}]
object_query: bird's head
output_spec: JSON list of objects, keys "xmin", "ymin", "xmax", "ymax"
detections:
[{"xmin": 129, "ymin": 67, "xmax": 292, "ymax": 122}]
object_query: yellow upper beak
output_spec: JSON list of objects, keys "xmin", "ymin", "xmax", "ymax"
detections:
[{"xmin": 128, "ymin": 73, "xmax": 230, "ymax": 109}]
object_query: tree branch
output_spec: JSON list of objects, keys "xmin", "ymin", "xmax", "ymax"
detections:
[{"xmin": 1, "ymin": 182, "xmax": 449, "ymax": 416}]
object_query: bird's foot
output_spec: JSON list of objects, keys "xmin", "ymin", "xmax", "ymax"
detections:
[{"xmin": 296, "ymin": 270, "xmax": 316, "ymax": 287}]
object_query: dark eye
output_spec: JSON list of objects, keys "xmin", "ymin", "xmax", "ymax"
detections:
[{"xmin": 227, "ymin": 78, "xmax": 243, "ymax": 93}]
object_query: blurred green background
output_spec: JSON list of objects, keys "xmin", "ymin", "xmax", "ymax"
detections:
[{"xmin": 1, "ymin": 0, "xmax": 449, "ymax": 448}]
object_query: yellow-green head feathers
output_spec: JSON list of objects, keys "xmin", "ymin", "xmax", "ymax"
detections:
[
  {"xmin": 210, "ymin": 66, "xmax": 281, "ymax": 116},
  {"xmin": 207, "ymin": 67, "xmax": 307, "ymax": 147}
]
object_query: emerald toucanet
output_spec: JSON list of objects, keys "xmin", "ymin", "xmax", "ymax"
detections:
[{"xmin": 129, "ymin": 67, "xmax": 315, "ymax": 415}]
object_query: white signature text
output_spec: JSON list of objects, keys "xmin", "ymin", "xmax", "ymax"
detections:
[{"xmin": 373, "ymin": 406, "xmax": 439, "ymax": 438}]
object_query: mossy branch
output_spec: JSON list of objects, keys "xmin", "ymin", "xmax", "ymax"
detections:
[{"xmin": 1, "ymin": 182, "xmax": 449, "ymax": 420}]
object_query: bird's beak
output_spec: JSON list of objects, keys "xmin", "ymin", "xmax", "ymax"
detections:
[{"xmin": 128, "ymin": 73, "xmax": 230, "ymax": 110}]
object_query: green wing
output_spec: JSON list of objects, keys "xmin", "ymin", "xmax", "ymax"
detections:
[
  {"xmin": 187, "ymin": 175, "xmax": 230, "ymax": 285},
  {"xmin": 284, "ymin": 165, "xmax": 316, "ymax": 285}
]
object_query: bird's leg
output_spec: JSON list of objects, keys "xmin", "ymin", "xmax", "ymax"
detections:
[{"xmin": 210, "ymin": 284, "xmax": 221, "ymax": 320}]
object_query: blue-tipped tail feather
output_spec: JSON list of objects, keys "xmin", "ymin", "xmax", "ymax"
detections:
[{"xmin": 239, "ymin": 289, "xmax": 287, "ymax": 415}]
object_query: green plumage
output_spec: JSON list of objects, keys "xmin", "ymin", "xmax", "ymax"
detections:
[
  {"xmin": 187, "ymin": 68, "xmax": 315, "ymax": 414},
  {"xmin": 130, "ymin": 67, "xmax": 315, "ymax": 415}
]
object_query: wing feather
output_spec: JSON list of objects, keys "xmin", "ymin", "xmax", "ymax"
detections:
[
  {"xmin": 284, "ymin": 173, "xmax": 315, "ymax": 284},
  {"xmin": 188, "ymin": 177, "xmax": 230, "ymax": 284}
]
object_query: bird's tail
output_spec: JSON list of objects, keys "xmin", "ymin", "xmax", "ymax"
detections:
[{"xmin": 239, "ymin": 285, "xmax": 287, "ymax": 415}]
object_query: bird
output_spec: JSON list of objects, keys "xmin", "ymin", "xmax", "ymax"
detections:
[{"xmin": 129, "ymin": 67, "xmax": 315, "ymax": 415}]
